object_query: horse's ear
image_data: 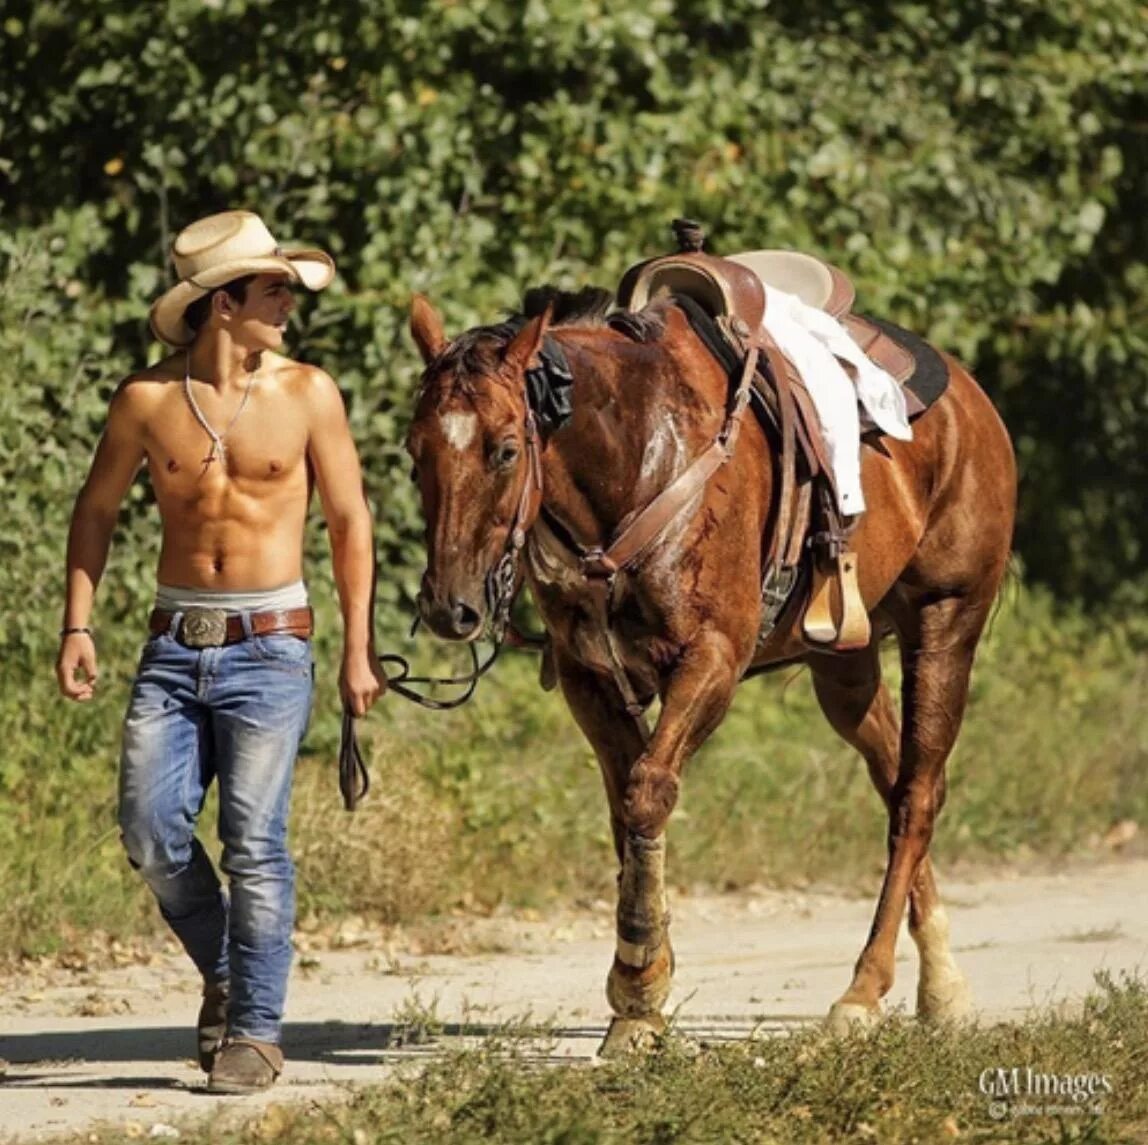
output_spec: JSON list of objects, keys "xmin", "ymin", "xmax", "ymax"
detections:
[
  {"xmin": 410, "ymin": 294, "xmax": 447, "ymax": 365},
  {"xmin": 503, "ymin": 306, "xmax": 552, "ymax": 376}
]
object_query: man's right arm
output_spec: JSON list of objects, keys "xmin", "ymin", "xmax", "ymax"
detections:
[{"xmin": 57, "ymin": 383, "xmax": 148, "ymax": 701}]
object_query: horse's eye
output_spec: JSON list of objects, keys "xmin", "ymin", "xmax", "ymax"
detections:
[{"xmin": 493, "ymin": 442, "xmax": 519, "ymax": 470}]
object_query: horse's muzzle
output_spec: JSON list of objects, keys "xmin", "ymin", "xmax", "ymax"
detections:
[{"xmin": 417, "ymin": 578, "xmax": 484, "ymax": 642}]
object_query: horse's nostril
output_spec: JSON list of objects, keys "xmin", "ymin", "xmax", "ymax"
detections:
[{"xmin": 451, "ymin": 599, "xmax": 481, "ymax": 635}]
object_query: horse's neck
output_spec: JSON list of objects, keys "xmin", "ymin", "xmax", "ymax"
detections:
[{"xmin": 540, "ymin": 330, "xmax": 699, "ymax": 548}]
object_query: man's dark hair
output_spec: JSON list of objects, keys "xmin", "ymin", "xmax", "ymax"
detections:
[{"xmin": 183, "ymin": 275, "xmax": 256, "ymax": 336}]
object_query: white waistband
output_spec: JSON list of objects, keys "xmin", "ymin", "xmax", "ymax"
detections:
[{"xmin": 154, "ymin": 580, "xmax": 309, "ymax": 614}]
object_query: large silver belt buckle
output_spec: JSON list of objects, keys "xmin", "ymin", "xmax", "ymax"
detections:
[{"xmin": 181, "ymin": 607, "xmax": 228, "ymax": 648}]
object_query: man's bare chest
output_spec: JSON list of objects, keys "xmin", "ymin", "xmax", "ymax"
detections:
[{"xmin": 144, "ymin": 391, "xmax": 309, "ymax": 491}]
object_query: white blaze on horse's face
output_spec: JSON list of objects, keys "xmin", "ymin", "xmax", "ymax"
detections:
[{"xmin": 440, "ymin": 411, "xmax": 478, "ymax": 452}]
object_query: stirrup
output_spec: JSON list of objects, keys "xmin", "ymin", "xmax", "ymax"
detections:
[{"xmin": 803, "ymin": 552, "xmax": 871, "ymax": 651}]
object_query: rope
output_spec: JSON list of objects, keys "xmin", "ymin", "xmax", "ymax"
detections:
[{"xmin": 183, "ymin": 350, "xmax": 257, "ymax": 465}]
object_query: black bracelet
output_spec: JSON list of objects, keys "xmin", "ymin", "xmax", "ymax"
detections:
[{"xmin": 59, "ymin": 626, "xmax": 93, "ymax": 638}]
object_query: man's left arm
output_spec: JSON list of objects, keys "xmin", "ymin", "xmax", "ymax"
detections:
[{"xmin": 306, "ymin": 367, "xmax": 385, "ymax": 716}]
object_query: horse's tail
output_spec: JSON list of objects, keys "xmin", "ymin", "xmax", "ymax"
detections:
[{"xmin": 986, "ymin": 551, "xmax": 1022, "ymax": 638}]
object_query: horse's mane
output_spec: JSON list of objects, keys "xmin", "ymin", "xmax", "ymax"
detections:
[
  {"xmin": 433, "ymin": 286, "xmax": 670, "ymax": 385},
  {"xmin": 520, "ymin": 286, "xmax": 669, "ymax": 344}
]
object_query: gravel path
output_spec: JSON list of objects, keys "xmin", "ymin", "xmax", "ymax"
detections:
[{"xmin": 1, "ymin": 858, "xmax": 1144, "ymax": 1141}]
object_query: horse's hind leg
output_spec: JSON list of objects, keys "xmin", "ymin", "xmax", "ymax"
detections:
[
  {"xmin": 817, "ymin": 593, "xmax": 989, "ymax": 1030},
  {"xmin": 811, "ymin": 643, "xmax": 971, "ymax": 1026},
  {"xmin": 903, "ymin": 833, "xmax": 971, "ymax": 1022},
  {"xmin": 551, "ymin": 653, "xmax": 671, "ymax": 1055}
]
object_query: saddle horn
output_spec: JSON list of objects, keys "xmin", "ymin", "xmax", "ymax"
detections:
[{"xmin": 671, "ymin": 218, "xmax": 706, "ymax": 253}]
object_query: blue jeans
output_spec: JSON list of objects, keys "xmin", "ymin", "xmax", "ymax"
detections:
[{"xmin": 118, "ymin": 613, "xmax": 314, "ymax": 1044}]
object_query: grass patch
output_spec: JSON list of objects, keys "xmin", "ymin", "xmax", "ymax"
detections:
[
  {"xmin": 65, "ymin": 972, "xmax": 1148, "ymax": 1144},
  {"xmin": 1, "ymin": 583, "xmax": 1146, "ymax": 962}
]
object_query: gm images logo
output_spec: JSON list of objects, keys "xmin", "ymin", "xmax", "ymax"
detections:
[{"xmin": 979, "ymin": 1066, "xmax": 1112, "ymax": 1120}]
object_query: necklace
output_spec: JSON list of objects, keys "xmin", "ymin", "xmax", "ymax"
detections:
[{"xmin": 183, "ymin": 351, "xmax": 257, "ymax": 467}]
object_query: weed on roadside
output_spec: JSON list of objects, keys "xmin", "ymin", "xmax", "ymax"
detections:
[{"xmin": 64, "ymin": 972, "xmax": 1148, "ymax": 1144}]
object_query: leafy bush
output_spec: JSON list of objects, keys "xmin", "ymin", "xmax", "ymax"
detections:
[{"xmin": 1, "ymin": 0, "xmax": 1147, "ymax": 604}]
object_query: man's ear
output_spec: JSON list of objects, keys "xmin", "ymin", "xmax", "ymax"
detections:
[
  {"xmin": 502, "ymin": 306, "xmax": 552, "ymax": 375},
  {"xmin": 211, "ymin": 289, "xmax": 234, "ymax": 320},
  {"xmin": 410, "ymin": 294, "xmax": 447, "ymax": 365}
]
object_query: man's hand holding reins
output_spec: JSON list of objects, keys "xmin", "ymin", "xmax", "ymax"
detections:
[
  {"xmin": 339, "ymin": 650, "xmax": 387, "ymax": 718},
  {"xmin": 57, "ymin": 631, "xmax": 99, "ymax": 701}
]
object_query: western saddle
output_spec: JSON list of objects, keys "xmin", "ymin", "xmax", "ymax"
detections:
[{"xmin": 617, "ymin": 220, "xmax": 915, "ymax": 652}]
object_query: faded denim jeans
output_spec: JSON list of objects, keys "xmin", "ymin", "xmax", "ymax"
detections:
[{"xmin": 118, "ymin": 613, "xmax": 313, "ymax": 1044}]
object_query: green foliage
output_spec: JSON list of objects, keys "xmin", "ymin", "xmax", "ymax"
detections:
[
  {"xmin": 1, "ymin": 0, "xmax": 1147, "ymax": 607},
  {"xmin": 0, "ymin": 208, "xmax": 137, "ymax": 659}
]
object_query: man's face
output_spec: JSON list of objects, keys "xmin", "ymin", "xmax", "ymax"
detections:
[{"xmin": 224, "ymin": 272, "xmax": 297, "ymax": 350}]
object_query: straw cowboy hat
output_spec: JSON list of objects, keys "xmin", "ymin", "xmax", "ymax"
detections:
[{"xmin": 149, "ymin": 210, "xmax": 335, "ymax": 346}]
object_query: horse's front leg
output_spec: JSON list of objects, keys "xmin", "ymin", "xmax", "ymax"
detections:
[
  {"xmin": 599, "ymin": 629, "xmax": 741, "ymax": 1055},
  {"xmin": 551, "ymin": 651, "xmax": 667, "ymax": 1053}
]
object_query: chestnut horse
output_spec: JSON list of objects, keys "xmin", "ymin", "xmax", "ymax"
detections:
[{"xmin": 406, "ymin": 286, "xmax": 1015, "ymax": 1054}]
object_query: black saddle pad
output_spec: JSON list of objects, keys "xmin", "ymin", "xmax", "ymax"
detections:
[{"xmin": 859, "ymin": 315, "xmax": 948, "ymax": 435}]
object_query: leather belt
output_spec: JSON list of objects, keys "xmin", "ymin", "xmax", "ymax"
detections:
[{"xmin": 149, "ymin": 606, "xmax": 314, "ymax": 648}]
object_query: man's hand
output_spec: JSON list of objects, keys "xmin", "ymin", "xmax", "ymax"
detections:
[
  {"xmin": 57, "ymin": 632, "xmax": 99, "ymax": 701},
  {"xmin": 339, "ymin": 650, "xmax": 387, "ymax": 717}
]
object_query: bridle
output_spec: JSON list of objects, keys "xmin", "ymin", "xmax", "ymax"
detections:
[
  {"xmin": 482, "ymin": 404, "xmax": 545, "ymax": 645},
  {"xmin": 386, "ymin": 391, "xmax": 544, "ymax": 692},
  {"xmin": 338, "ymin": 388, "xmax": 546, "ymax": 810}
]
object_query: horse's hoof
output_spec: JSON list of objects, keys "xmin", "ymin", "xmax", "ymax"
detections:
[
  {"xmin": 918, "ymin": 971, "xmax": 974, "ymax": 1024},
  {"xmin": 597, "ymin": 1014, "xmax": 667, "ymax": 1059},
  {"xmin": 825, "ymin": 1001, "xmax": 880, "ymax": 1035}
]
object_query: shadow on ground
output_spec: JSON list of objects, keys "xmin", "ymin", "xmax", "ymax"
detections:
[{"xmin": 0, "ymin": 1011, "xmax": 812, "ymax": 1088}]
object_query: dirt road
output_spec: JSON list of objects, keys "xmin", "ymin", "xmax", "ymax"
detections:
[{"xmin": 1, "ymin": 858, "xmax": 1144, "ymax": 1142}]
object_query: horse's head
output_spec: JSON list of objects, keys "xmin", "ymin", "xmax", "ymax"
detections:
[{"xmin": 406, "ymin": 294, "xmax": 547, "ymax": 642}]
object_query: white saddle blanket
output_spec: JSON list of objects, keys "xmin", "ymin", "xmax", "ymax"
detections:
[{"xmin": 761, "ymin": 285, "xmax": 912, "ymax": 515}]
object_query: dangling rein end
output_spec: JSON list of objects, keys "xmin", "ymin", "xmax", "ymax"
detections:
[
  {"xmin": 337, "ymin": 627, "xmax": 545, "ymax": 811},
  {"xmin": 338, "ymin": 704, "xmax": 370, "ymax": 812}
]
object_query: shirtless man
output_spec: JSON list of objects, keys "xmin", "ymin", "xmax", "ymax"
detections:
[{"xmin": 55, "ymin": 210, "xmax": 384, "ymax": 1093}]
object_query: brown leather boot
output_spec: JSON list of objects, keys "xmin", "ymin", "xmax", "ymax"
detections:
[
  {"xmin": 196, "ymin": 980, "xmax": 229, "ymax": 1073},
  {"xmin": 206, "ymin": 1037, "xmax": 284, "ymax": 1095}
]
